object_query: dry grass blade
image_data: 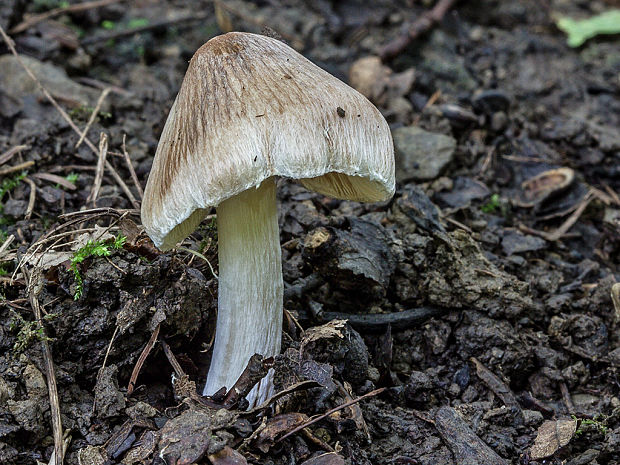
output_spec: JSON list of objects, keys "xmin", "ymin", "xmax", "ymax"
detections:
[
  {"xmin": 76, "ymin": 88, "xmax": 111, "ymax": 148},
  {"xmin": 87, "ymin": 132, "xmax": 109, "ymax": 205},
  {"xmin": 19, "ymin": 264, "xmax": 64, "ymax": 465},
  {"xmin": 0, "ymin": 25, "xmax": 139, "ymax": 209},
  {"xmin": 10, "ymin": 0, "xmax": 124, "ymax": 34}
]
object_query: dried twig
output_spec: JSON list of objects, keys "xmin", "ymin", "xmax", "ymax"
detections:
[
  {"xmin": 23, "ymin": 177, "xmax": 37, "ymax": 220},
  {"xmin": 76, "ymin": 88, "xmax": 111, "ymax": 148},
  {"xmin": 0, "ymin": 145, "xmax": 29, "ymax": 165},
  {"xmin": 0, "ymin": 160, "xmax": 34, "ymax": 176},
  {"xmin": 81, "ymin": 12, "xmax": 211, "ymax": 46},
  {"xmin": 20, "ymin": 264, "xmax": 64, "ymax": 465},
  {"xmin": 160, "ymin": 338, "xmax": 185, "ymax": 378},
  {"xmin": 127, "ymin": 324, "xmax": 160, "ymax": 396},
  {"xmin": 412, "ymin": 89, "xmax": 441, "ymax": 125},
  {"xmin": 519, "ymin": 190, "xmax": 594, "ymax": 241},
  {"xmin": 31, "ymin": 173, "xmax": 76, "ymax": 190},
  {"xmin": 120, "ymin": 134, "xmax": 143, "ymax": 199},
  {"xmin": 87, "ymin": 132, "xmax": 109, "ymax": 205},
  {"xmin": 0, "ymin": 25, "xmax": 139, "ymax": 209},
  {"xmin": 223, "ymin": 354, "xmax": 273, "ymax": 408},
  {"xmin": 380, "ymin": 0, "xmax": 458, "ymax": 61},
  {"xmin": 560, "ymin": 382, "xmax": 576, "ymax": 415},
  {"xmin": 277, "ymin": 388, "xmax": 385, "ymax": 442},
  {"xmin": 77, "ymin": 77, "xmax": 132, "ymax": 96},
  {"xmin": 10, "ymin": 0, "xmax": 124, "ymax": 34}
]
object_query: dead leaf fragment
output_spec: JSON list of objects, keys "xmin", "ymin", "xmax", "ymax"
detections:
[
  {"xmin": 516, "ymin": 167, "xmax": 575, "ymax": 207},
  {"xmin": 529, "ymin": 418, "xmax": 577, "ymax": 460},
  {"xmin": 300, "ymin": 320, "xmax": 346, "ymax": 354}
]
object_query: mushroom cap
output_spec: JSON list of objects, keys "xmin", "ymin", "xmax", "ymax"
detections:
[{"xmin": 142, "ymin": 32, "xmax": 395, "ymax": 250}]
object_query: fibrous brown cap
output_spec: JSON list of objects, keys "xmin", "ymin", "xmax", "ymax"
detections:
[{"xmin": 142, "ymin": 32, "xmax": 395, "ymax": 250}]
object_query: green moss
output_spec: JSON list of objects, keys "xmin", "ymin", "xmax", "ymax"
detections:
[{"xmin": 71, "ymin": 233, "xmax": 126, "ymax": 300}]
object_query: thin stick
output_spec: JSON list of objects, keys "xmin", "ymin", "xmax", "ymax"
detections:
[
  {"xmin": 23, "ymin": 177, "xmax": 37, "ymax": 220},
  {"xmin": 59, "ymin": 207, "xmax": 138, "ymax": 219},
  {"xmin": 277, "ymin": 388, "xmax": 385, "ymax": 442},
  {"xmin": 20, "ymin": 264, "xmax": 64, "ymax": 465},
  {"xmin": 160, "ymin": 338, "xmax": 185, "ymax": 378},
  {"xmin": 87, "ymin": 132, "xmax": 108, "ymax": 205},
  {"xmin": 380, "ymin": 0, "xmax": 457, "ymax": 61},
  {"xmin": 412, "ymin": 89, "xmax": 441, "ymax": 125},
  {"xmin": 0, "ymin": 25, "xmax": 138, "ymax": 209},
  {"xmin": 10, "ymin": 0, "xmax": 124, "ymax": 34},
  {"xmin": 121, "ymin": 134, "xmax": 144, "ymax": 199},
  {"xmin": 0, "ymin": 160, "xmax": 34, "ymax": 176},
  {"xmin": 0, "ymin": 234, "xmax": 15, "ymax": 259},
  {"xmin": 81, "ymin": 12, "xmax": 211, "ymax": 46},
  {"xmin": 127, "ymin": 324, "xmax": 160, "ymax": 395},
  {"xmin": 0, "ymin": 145, "xmax": 29, "ymax": 165},
  {"xmin": 76, "ymin": 88, "xmax": 111, "ymax": 148}
]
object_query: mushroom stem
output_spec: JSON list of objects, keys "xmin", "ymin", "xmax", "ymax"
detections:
[{"xmin": 203, "ymin": 177, "xmax": 282, "ymax": 407}]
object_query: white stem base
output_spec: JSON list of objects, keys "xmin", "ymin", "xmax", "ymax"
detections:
[{"xmin": 202, "ymin": 178, "xmax": 282, "ymax": 407}]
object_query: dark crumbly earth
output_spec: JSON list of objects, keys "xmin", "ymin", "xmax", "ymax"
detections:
[{"xmin": 0, "ymin": 1, "xmax": 619, "ymax": 464}]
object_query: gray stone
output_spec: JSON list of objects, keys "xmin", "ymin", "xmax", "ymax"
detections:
[
  {"xmin": 393, "ymin": 126, "xmax": 456, "ymax": 182},
  {"xmin": 3, "ymin": 199, "xmax": 27, "ymax": 218},
  {"xmin": 0, "ymin": 54, "xmax": 101, "ymax": 110}
]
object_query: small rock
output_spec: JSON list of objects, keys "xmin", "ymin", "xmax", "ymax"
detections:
[
  {"xmin": 501, "ymin": 230, "xmax": 547, "ymax": 256},
  {"xmin": 0, "ymin": 54, "xmax": 101, "ymax": 109},
  {"xmin": 393, "ymin": 126, "xmax": 456, "ymax": 182},
  {"xmin": 404, "ymin": 371, "xmax": 433, "ymax": 407},
  {"xmin": 523, "ymin": 409, "xmax": 544, "ymax": 426},
  {"xmin": 39, "ymin": 186, "xmax": 63, "ymax": 204},
  {"xmin": 435, "ymin": 177, "xmax": 490, "ymax": 209},
  {"xmin": 2, "ymin": 199, "xmax": 27, "ymax": 218}
]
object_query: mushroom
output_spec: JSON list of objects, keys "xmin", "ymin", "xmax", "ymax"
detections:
[{"xmin": 141, "ymin": 32, "xmax": 395, "ymax": 407}]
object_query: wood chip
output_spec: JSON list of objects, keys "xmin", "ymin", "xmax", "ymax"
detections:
[{"xmin": 529, "ymin": 419, "xmax": 577, "ymax": 460}]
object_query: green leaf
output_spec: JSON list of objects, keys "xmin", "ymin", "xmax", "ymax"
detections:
[{"xmin": 556, "ymin": 10, "xmax": 620, "ymax": 47}]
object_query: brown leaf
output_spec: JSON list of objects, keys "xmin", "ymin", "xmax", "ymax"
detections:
[
  {"xmin": 529, "ymin": 419, "xmax": 577, "ymax": 460},
  {"xmin": 254, "ymin": 413, "xmax": 309, "ymax": 453}
]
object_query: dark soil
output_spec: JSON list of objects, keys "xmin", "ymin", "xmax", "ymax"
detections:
[{"xmin": 0, "ymin": 1, "xmax": 618, "ymax": 464}]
